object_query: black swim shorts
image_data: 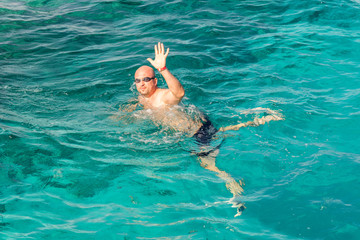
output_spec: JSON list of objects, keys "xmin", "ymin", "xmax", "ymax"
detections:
[
  {"xmin": 192, "ymin": 116, "xmax": 222, "ymax": 156},
  {"xmin": 193, "ymin": 116, "xmax": 218, "ymax": 145}
]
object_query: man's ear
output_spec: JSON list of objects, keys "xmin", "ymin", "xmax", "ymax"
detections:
[{"xmin": 154, "ymin": 78, "xmax": 158, "ymax": 86}]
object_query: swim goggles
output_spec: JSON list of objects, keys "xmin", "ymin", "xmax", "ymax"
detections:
[{"xmin": 134, "ymin": 77, "xmax": 155, "ymax": 83}]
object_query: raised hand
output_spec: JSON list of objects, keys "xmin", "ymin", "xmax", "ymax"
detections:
[{"xmin": 147, "ymin": 42, "xmax": 169, "ymax": 70}]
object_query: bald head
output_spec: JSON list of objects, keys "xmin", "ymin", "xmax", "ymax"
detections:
[
  {"xmin": 134, "ymin": 65, "xmax": 158, "ymax": 97},
  {"xmin": 135, "ymin": 65, "xmax": 155, "ymax": 78}
]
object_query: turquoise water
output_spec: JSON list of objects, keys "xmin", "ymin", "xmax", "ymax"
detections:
[{"xmin": 1, "ymin": 0, "xmax": 360, "ymax": 239}]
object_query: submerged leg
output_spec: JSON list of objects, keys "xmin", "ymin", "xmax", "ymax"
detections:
[{"xmin": 198, "ymin": 149, "xmax": 245, "ymax": 216}]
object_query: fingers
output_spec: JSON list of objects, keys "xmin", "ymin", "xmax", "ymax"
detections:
[
  {"xmin": 158, "ymin": 42, "xmax": 162, "ymax": 54},
  {"xmin": 146, "ymin": 58, "xmax": 154, "ymax": 65},
  {"xmin": 154, "ymin": 42, "xmax": 168, "ymax": 55}
]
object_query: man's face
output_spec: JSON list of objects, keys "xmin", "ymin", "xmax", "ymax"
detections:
[{"xmin": 134, "ymin": 67, "xmax": 157, "ymax": 97}]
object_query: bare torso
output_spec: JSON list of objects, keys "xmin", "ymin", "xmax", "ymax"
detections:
[{"xmin": 138, "ymin": 90, "xmax": 203, "ymax": 135}]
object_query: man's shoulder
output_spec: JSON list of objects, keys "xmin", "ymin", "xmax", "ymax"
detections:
[
  {"xmin": 153, "ymin": 88, "xmax": 172, "ymax": 102},
  {"xmin": 156, "ymin": 88, "xmax": 167, "ymax": 92},
  {"xmin": 156, "ymin": 88, "xmax": 182, "ymax": 105},
  {"xmin": 155, "ymin": 88, "xmax": 170, "ymax": 96}
]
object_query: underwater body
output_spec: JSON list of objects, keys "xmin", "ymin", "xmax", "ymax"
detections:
[{"xmin": 1, "ymin": 0, "xmax": 360, "ymax": 239}]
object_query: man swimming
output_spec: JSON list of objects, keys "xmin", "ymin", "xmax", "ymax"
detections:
[{"xmin": 128, "ymin": 42, "xmax": 283, "ymax": 216}]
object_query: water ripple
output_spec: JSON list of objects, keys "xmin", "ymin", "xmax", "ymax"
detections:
[{"xmin": 2, "ymin": 0, "xmax": 360, "ymax": 239}]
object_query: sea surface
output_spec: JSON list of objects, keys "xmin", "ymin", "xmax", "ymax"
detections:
[{"xmin": 1, "ymin": 0, "xmax": 360, "ymax": 239}]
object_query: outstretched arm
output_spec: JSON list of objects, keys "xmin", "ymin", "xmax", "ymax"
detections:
[
  {"xmin": 109, "ymin": 99, "xmax": 139, "ymax": 121},
  {"xmin": 147, "ymin": 42, "xmax": 185, "ymax": 105}
]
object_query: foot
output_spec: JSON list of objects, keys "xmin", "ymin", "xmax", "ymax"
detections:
[
  {"xmin": 229, "ymin": 196, "xmax": 246, "ymax": 217},
  {"xmin": 234, "ymin": 202, "xmax": 246, "ymax": 217}
]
